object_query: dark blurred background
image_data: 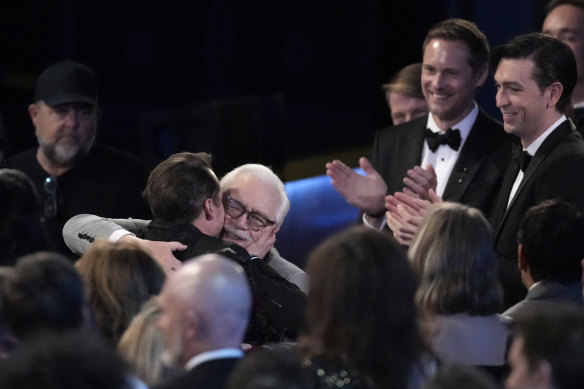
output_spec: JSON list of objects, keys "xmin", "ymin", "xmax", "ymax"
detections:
[{"xmin": 0, "ymin": 0, "xmax": 547, "ymax": 180}]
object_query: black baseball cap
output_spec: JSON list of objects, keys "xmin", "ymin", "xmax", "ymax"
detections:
[{"xmin": 34, "ymin": 60, "xmax": 98, "ymax": 107}]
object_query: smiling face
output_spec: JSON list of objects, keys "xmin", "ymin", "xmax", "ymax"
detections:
[
  {"xmin": 386, "ymin": 90, "xmax": 428, "ymax": 125},
  {"xmin": 422, "ymin": 39, "xmax": 486, "ymax": 129},
  {"xmin": 494, "ymin": 58, "xmax": 555, "ymax": 147}
]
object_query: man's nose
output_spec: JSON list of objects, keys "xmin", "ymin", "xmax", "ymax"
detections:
[{"xmin": 63, "ymin": 109, "xmax": 80, "ymax": 128}]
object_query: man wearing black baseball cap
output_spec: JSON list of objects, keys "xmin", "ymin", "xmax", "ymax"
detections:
[{"xmin": 9, "ymin": 60, "xmax": 150, "ymax": 257}]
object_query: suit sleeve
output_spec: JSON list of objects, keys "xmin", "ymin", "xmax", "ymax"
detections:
[{"xmin": 62, "ymin": 214, "xmax": 149, "ymax": 255}]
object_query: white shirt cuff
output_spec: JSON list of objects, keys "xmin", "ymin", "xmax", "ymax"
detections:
[{"xmin": 109, "ymin": 229, "xmax": 135, "ymax": 243}]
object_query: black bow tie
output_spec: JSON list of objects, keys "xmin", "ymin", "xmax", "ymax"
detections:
[
  {"xmin": 512, "ymin": 144, "xmax": 532, "ymax": 172},
  {"xmin": 425, "ymin": 128, "xmax": 461, "ymax": 152}
]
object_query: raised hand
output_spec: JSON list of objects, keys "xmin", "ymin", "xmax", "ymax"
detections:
[
  {"xmin": 326, "ymin": 157, "xmax": 387, "ymax": 215},
  {"xmin": 245, "ymin": 226, "xmax": 279, "ymax": 259},
  {"xmin": 121, "ymin": 235, "xmax": 186, "ymax": 274},
  {"xmin": 402, "ymin": 164, "xmax": 437, "ymax": 201}
]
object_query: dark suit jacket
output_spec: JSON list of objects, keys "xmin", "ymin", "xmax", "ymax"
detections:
[
  {"xmin": 371, "ymin": 109, "xmax": 512, "ymax": 219},
  {"xmin": 141, "ymin": 221, "xmax": 306, "ymax": 343},
  {"xmin": 491, "ymin": 120, "xmax": 584, "ymax": 309},
  {"xmin": 502, "ymin": 280, "xmax": 584, "ymax": 320},
  {"xmin": 154, "ymin": 357, "xmax": 239, "ymax": 389}
]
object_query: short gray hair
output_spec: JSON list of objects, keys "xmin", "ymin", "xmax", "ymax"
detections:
[{"xmin": 220, "ymin": 164, "xmax": 290, "ymax": 225}]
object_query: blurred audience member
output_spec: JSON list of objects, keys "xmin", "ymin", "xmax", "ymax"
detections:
[
  {"xmin": 154, "ymin": 254, "xmax": 251, "ymax": 389},
  {"xmin": 2, "ymin": 251, "xmax": 88, "ymax": 342},
  {"xmin": 423, "ymin": 364, "xmax": 502, "ymax": 389},
  {"xmin": 409, "ymin": 202, "xmax": 509, "ymax": 380},
  {"xmin": 543, "ymin": 0, "xmax": 584, "ymax": 133},
  {"xmin": 0, "ymin": 330, "xmax": 142, "ymax": 389},
  {"xmin": 506, "ymin": 305, "xmax": 584, "ymax": 389},
  {"xmin": 8, "ymin": 60, "xmax": 150, "ymax": 256},
  {"xmin": 75, "ymin": 239, "xmax": 165, "ymax": 343},
  {"xmin": 503, "ymin": 200, "xmax": 584, "ymax": 320},
  {"xmin": 298, "ymin": 226, "xmax": 435, "ymax": 389},
  {"xmin": 226, "ymin": 348, "xmax": 315, "ymax": 389},
  {"xmin": 0, "ymin": 267, "xmax": 17, "ymax": 360},
  {"xmin": 382, "ymin": 63, "xmax": 428, "ymax": 125},
  {"xmin": 0, "ymin": 168, "xmax": 50, "ymax": 266},
  {"xmin": 118, "ymin": 297, "xmax": 180, "ymax": 387}
]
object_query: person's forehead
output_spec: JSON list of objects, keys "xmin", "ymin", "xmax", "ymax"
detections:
[
  {"xmin": 423, "ymin": 39, "xmax": 473, "ymax": 67},
  {"xmin": 226, "ymin": 175, "xmax": 280, "ymax": 214},
  {"xmin": 544, "ymin": 4, "xmax": 584, "ymax": 30},
  {"xmin": 495, "ymin": 58, "xmax": 535, "ymax": 82}
]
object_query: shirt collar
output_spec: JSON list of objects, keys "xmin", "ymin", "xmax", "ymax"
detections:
[
  {"xmin": 184, "ymin": 348, "xmax": 243, "ymax": 371},
  {"xmin": 525, "ymin": 115, "xmax": 566, "ymax": 156},
  {"xmin": 426, "ymin": 103, "xmax": 478, "ymax": 143}
]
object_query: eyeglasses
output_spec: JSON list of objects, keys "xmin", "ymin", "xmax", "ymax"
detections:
[
  {"xmin": 222, "ymin": 193, "xmax": 276, "ymax": 231},
  {"xmin": 44, "ymin": 176, "xmax": 57, "ymax": 218}
]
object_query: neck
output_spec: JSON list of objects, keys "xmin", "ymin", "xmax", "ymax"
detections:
[
  {"xmin": 193, "ymin": 219, "xmax": 220, "ymax": 238},
  {"xmin": 36, "ymin": 148, "xmax": 71, "ymax": 176},
  {"xmin": 520, "ymin": 112, "xmax": 563, "ymax": 149}
]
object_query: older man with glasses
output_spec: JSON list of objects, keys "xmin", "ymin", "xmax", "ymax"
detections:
[{"xmin": 62, "ymin": 152, "xmax": 306, "ymax": 344}]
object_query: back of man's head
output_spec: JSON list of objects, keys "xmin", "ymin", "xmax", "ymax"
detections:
[
  {"xmin": 2, "ymin": 252, "xmax": 86, "ymax": 340},
  {"xmin": 220, "ymin": 163, "xmax": 290, "ymax": 224},
  {"xmin": 490, "ymin": 32, "xmax": 577, "ymax": 114},
  {"xmin": 0, "ymin": 330, "xmax": 129, "ymax": 389},
  {"xmin": 423, "ymin": 18, "xmax": 490, "ymax": 75},
  {"xmin": 159, "ymin": 254, "xmax": 251, "ymax": 365},
  {"xmin": 518, "ymin": 200, "xmax": 584, "ymax": 283},
  {"xmin": 143, "ymin": 152, "xmax": 220, "ymax": 224},
  {"xmin": 511, "ymin": 306, "xmax": 584, "ymax": 389}
]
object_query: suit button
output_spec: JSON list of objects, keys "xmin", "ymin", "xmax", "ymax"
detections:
[
  {"xmin": 457, "ymin": 178, "xmax": 463, "ymax": 184},
  {"xmin": 463, "ymin": 167, "xmax": 468, "ymax": 173}
]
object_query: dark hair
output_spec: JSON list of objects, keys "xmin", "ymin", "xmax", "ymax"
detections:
[
  {"xmin": 546, "ymin": 0, "xmax": 584, "ymax": 13},
  {"xmin": 0, "ymin": 169, "xmax": 49, "ymax": 266},
  {"xmin": 409, "ymin": 203, "xmax": 502, "ymax": 315},
  {"xmin": 490, "ymin": 32, "xmax": 577, "ymax": 114},
  {"xmin": 75, "ymin": 239, "xmax": 166, "ymax": 342},
  {"xmin": 517, "ymin": 200, "xmax": 584, "ymax": 283},
  {"xmin": 423, "ymin": 18, "xmax": 490, "ymax": 74},
  {"xmin": 2, "ymin": 252, "xmax": 85, "ymax": 340},
  {"xmin": 143, "ymin": 152, "xmax": 220, "ymax": 224},
  {"xmin": 227, "ymin": 349, "xmax": 315, "ymax": 389},
  {"xmin": 514, "ymin": 306, "xmax": 584, "ymax": 389},
  {"xmin": 299, "ymin": 226, "xmax": 430, "ymax": 389},
  {"xmin": 0, "ymin": 330, "xmax": 129, "ymax": 389}
]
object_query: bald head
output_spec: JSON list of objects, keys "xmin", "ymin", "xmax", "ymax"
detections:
[{"xmin": 158, "ymin": 254, "xmax": 251, "ymax": 367}]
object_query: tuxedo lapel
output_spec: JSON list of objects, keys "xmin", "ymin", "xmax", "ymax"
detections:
[
  {"xmin": 442, "ymin": 110, "xmax": 498, "ymax": 201},
  {"xmin": 494, "ymin": 121, "xmax": 574, "ymax": 239}
]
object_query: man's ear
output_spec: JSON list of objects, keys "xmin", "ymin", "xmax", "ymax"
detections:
[
  {"xmin": 518, "ymin": 243, "xmax": 529, "ymax": 271},
  {"xmin": 474, "ymin": 63, "xmax": 489, "ymax": 88},
  {"xmin": 203, "ymin": 198, "xmax": 215, "ymax": 221},
  {"xmin": 531, "ymin": 360, "xmax": 553, "ymax": 389},
  {"xmin": 547, "ymin": 81, "xmax": 563, "ymax": 109},
  {"xmin": 28, "ymin": 103, "xmax": 39, "ymax": 124}
]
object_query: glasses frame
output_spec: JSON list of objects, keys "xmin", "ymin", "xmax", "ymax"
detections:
[{"xmin": 222, "ymin": 193, "xmax": 276, "ymax": 231}]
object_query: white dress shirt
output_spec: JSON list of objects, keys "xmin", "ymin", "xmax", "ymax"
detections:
[
  {"xmin": 507, "ymin": 115, "xmax": 566, "ymax": 208},
  {"xmin": 421, "ymin": 104, "xmax": 478, "ymax": 197}
]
